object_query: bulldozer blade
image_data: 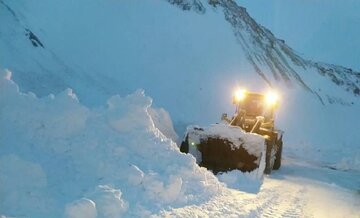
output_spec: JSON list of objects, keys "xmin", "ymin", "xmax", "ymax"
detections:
[{"xmin": 180, "ymin": 124, "xmax": 266, "ymax": 175}]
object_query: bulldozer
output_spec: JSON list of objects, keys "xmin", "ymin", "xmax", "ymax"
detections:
[{"xmin": 180, "ymin": 89, "xmax": 283, "ymax": 174}]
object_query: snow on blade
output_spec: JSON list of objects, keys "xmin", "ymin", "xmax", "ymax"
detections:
[
  {"xmin": 205, "ymin": 124, "xmax": 265, "ymax": 156},
  {"xmin": 0, "ymin": 69, "xmax": 224, "ymax": 218},
  {"xmin": 186, "ymin": 124, "xmax": 266, "ymax": 156},
  {"xmin": 185, "ymin": 124, "xmax": 266, "ymax": 179}
]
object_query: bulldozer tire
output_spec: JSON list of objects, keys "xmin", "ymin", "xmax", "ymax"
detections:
[
  {"xmin": 273, "ymin": 138, "xmax": 283, "ymax": 170},
  {"xmin": 264, "ymin": 139, "xmax": 273, "ymax": 174},
  {"xmin": 180, "ymin": 135, "xmax": 189, "ymax": 153}
]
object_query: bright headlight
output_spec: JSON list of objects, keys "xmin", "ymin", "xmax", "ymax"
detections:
[
  {"xmin": 265, "ymin": 91, "xmax": 279, "ymax": 106},
  {"xmin": 234, "ymin": 89, "xmax": 247, "ymax": 102}
]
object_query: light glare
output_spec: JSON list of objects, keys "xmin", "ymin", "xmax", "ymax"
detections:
[
  {"xmin": 234, "ymin": 89, "xmax": 247, "ymax": 102},
  {"xmin": 265, "ymin": 91, "xmax": 279, "ymax": 106}
]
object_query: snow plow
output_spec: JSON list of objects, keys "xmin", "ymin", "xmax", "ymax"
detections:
[{"xmin": 180, "ymin": 89, "xmax": 283, "ymax": 175}]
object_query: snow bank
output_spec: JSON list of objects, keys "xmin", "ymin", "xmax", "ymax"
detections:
[
  {"xmin": 217, "ymin": 170, "xmax": 263, "ymax": 193},
  {"xmin": 0, "ymin": 70, "xmax": 224, "ymax": 217},
  {"xmin": 148, "ymin": 107, "xmax": 178, "ymax": 143},
  {"xmin": 64, "ymin": 198, "xmax": 97, "ymax": 218}
]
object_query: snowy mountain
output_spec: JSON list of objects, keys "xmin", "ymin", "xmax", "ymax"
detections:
[
  {"xmin": 1, "ymin": 0, "xmax": 359, "ymax": 217},
  {"xmin": 1, "ymin": 0, "xmax": 359, "ymax": 105},
  {"xmin": 171, "ymin": 0, "xmax": 360, "ymax": 103},
  {"xmin": 217, "ymin": 0, "xmax": 360, "ymax": 104},
  {"xmin": 238, "ymin": 0, "xmax": 360, "ymax": 70}
]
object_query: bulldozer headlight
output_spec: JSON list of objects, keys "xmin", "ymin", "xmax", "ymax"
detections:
[
  {"xmin": 265, "ymin": 91, "xmax": 279, "ymax": 107},
  {"xmin": 233, "ymin": 89, "xmax": 247, "ymax": 103}
]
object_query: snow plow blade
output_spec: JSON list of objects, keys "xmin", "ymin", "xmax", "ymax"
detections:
[{"xmin": 180, "ymin": 124, "xmax": 266, "ymax": 175}]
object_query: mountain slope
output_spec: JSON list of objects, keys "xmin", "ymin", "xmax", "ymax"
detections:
[
  {"xmin": 238, "ymin": 0, "xmax": 360, "ymax": 70},
  {"xmin": 0, "ymin": 0, "xmax": 119, "ymax": 104},
  {"xmin": 220, "ymin": 0, "xmax": 360, "ymax": 104},
  {"xmin": 1, "ymin": 0, "xmax": 359, "ymax": 106},
  {"xmin": 171, "ymin": 0, "xmax": 360, "ymax": 104}
]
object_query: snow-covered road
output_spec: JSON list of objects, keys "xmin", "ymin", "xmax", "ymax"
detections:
[{"xmin": 157, "ymin": 157, "xmax": 360, "ymax": 217}]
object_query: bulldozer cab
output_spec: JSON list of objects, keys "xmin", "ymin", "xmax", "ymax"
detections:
[
  {"xmin": 236, "ymin": 93, "xmax": 273, "ymax": 119},
  {"xmin": 230, "ymin": 91, "xmax": 277, "ymax": 133}
]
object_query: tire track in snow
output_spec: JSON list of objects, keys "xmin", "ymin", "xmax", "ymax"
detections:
[
  {"xmin": 243, "ymin": 181, "xmax": 310, "ymax": 218},
  {"xmin": 156, "ymin": 162, "xmax": 359, "ymax": 217}
]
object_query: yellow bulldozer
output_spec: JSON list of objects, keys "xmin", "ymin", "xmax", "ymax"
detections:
[{"xmin": 180, "ymin": 89, "xmax": 283, "ymax": 174}]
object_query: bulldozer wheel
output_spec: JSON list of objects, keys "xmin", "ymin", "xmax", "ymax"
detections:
[
  {"xmin": 264, "ymin": 139, "xmax": 274, "ymax": 174},
  {"xmin": 180, "ymin": 134, "xmax": 189, "ymax": 153},
  {"xmin": 273, "ymin": 138, "xmax": 283, "ymax": 170}
]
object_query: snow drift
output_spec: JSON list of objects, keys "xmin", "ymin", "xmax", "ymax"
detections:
[{"xmin": 0, "ymin": 69, "xmax": 225, "ymax": 217}]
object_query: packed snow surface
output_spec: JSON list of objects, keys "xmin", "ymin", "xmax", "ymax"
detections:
[{"xmin": 159, "ymin": 159, "xmax": 360, "ymax": 218}]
